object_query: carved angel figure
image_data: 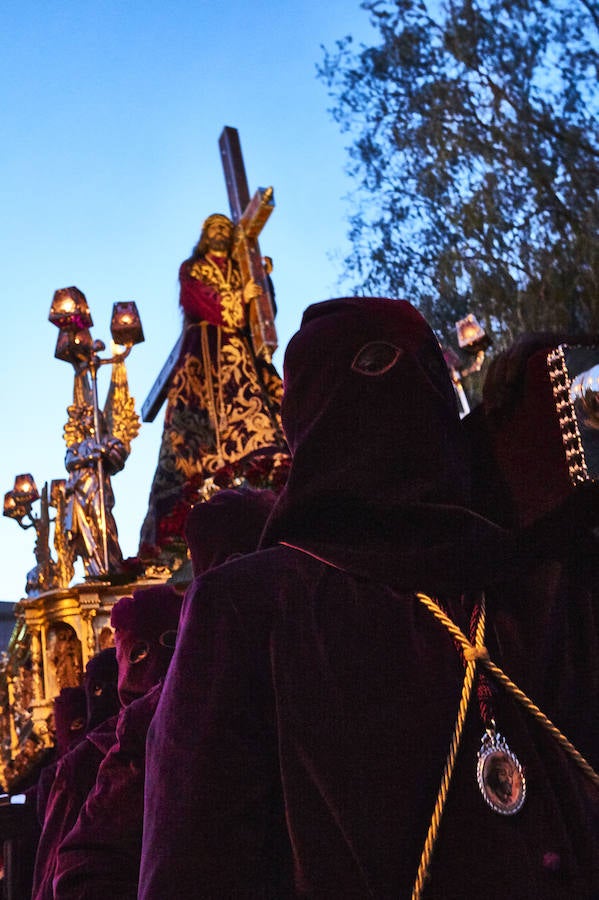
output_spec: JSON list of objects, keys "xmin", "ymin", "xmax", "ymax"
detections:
[
  {"xmin": 62, "ymin": 361, "xmax": 138, "ymax": 578},
  {"xmin": 64, "ymin": 407, "xmax": 127, "ymax": 577}
]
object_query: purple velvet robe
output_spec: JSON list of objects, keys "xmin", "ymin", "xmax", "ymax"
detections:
[
  {"xmin": 52, "ymin": 686, "xmax": 161, "ymax": 899},
  {"xmin": 48, "ymin": 499, "xmax": 277, "ymax": 898},
  {"xmin": 140, "ymin": 299, "xmax": 599, "ymax": 898},
  {"xmin": 32, "ymin": 717, "xmax": 117, "ymax": 900},
  {"xmin": 465, "ymin": 345, "xmax": 599, "ymax": 771}
]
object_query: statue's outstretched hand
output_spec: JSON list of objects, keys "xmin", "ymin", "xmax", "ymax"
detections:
[{"xmin": 243, "ymin": 279, "xmax": 263, "ymax": 305}]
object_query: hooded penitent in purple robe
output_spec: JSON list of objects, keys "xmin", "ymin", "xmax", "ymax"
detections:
[
  {"xmin": 31, "ymin": 717, "xmax": 118, "ymax": 900},
  {"xmin": 140, "ymin": 298, "xmax": 598, "ymax": 899},
  {"xmin": 0, "ymin": 685, "xmax": 91, "ymax": 900},
  {"xmin": 185, "ymin": 487, "xmax": 277, "ymax": 577},
  {"xmin": 52, "ymin": 685, "xmax": 161, "ymax": 900},
  {"xmin": 464, "ymin": 339, "xmax": 599, "ymax": 771},
  {"xmin": 82, "ymin": 646, "xmax": 119, "ymax": 734},
  {"xmin": 3, "ymin": 650, "xmax": 119, "ymax": 900},
  {"xmin": 32, "ymin": 586, "xmax": 182, "ymax": 900},
  {"xmin": 52, "ymin": 491, "xmax": 276, "ymax": 899},
  {"xmin": 35, "ymin": 648, "xmax": 119, "ymax": 832},
  {"xmin": 53, "ymin": 687, "xmax": 87, "ymax": 758}
]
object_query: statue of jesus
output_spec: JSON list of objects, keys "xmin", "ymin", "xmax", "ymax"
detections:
[{"xmin": 139, "ymin": 214, "xmax": 287, "ymax": 562}]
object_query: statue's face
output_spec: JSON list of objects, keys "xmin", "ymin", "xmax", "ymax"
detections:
[{"xmin": 204, "ymin": 217, "xmax": 233, "ymax": 253}]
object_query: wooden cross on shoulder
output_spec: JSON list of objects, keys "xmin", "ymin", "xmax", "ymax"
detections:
[{"xmin": 142, "ymin": 126, "xmax": 278, "ymax": 422}]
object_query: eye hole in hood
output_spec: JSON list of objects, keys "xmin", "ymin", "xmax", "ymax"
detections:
[
  {"xmin": 351, "ymin": 341, "xmax": 403, "ymax": 376},
  {"xmin": 128, "ymin": 640, "xmax": 150, "ymax": 665}
]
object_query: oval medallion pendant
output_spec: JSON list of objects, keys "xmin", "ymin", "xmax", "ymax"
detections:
[{"xmin": 476, "ymin": 729, "xmax": 526, "ymax": 815}]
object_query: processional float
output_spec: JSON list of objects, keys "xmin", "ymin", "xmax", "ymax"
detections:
[
  {"xmin": 0, "ymin": 291, "xmax": 149, "ymax": 787},
  {"xmin": 0, "ymin": 126, "xmax": 286, "ymax": 790}
]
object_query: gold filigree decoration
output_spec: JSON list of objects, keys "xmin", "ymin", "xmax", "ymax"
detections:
[
  {"xmin": 47, "ymin": 623, "xmax": 82, "ymax": 691},
  {"xmin": 167, "ymin": 333, "xmax": 283, "ymax": 481},
  {"xmin": 63, "ymin": 403, "xmax": 93, "ymax": 448},
  {"xmin": 50, "ymin": 480, "xmax": 75, "ymax": 588},
  {"xmin": 547, "ymin": 345, "xmax": 588, "ymax": 484},
  {"xmin": 168, "ymin": 354, "xmax": 211, "ymax": 412},
  {"xmin": 103, "ymin": 358, "xmax": 141, "ymax": 453},
  {"xmin": 259, "ymin": 362, "xmax": 284, "ymax": 407},
  {"xmin": 63, "ymin": 373, "xmax": 94, "ymax": 447},
  {"xmin": 189, "ymin": 257, "xmax": 245, "ymax": 329},
  {"xmin": 144, "ymin": 564, "xmax": 174, "ymax": 580}
]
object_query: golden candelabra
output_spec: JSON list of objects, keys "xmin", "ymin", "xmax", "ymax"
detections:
[{"xmin": 0, "ymin": 287, "xmax": 151, "ymax": 790}]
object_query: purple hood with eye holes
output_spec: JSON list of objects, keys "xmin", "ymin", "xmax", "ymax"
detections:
[{"xmin": 260, "ymin": 297, "xmax": 515, "ymax": 594}]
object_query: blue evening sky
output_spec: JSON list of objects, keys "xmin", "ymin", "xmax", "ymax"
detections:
[{"xmin": 0, "ymin": 1, "xmax": 376, "ymax": 601}]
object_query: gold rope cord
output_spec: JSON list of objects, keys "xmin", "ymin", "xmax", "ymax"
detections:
[
  {"xmin": 200, "ymin": 322, "xmax": 223, "ymax": 466},
  {"xmin": 411, "ymin": 596, "xmax": 486, "ymax": 900},
  {"xmin": 216, "ymin": 326, "xmax": 227, "ymax": 431},
  {"xmin": 412, "ymin": 592, "xmax": 599, "ymax": 899},
  {"xmin": 416, "ymin": 592, "xmax": 599, "ymax": 786}
]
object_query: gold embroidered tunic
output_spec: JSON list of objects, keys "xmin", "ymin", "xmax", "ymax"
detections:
[{"xmin": 139, "ymin": 252, "xmax": 286, "ymax": 557}]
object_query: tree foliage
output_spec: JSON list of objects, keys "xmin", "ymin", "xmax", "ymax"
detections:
[{"xmin": 319, "ymin": 0, "xmax": 599, "ymax": 348}]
